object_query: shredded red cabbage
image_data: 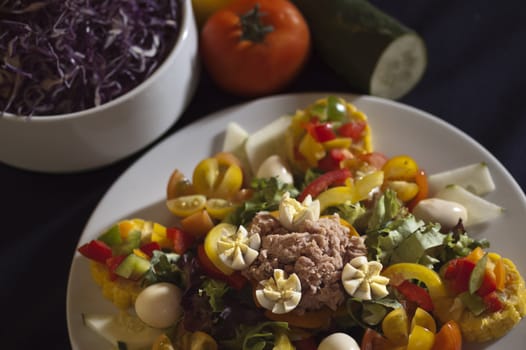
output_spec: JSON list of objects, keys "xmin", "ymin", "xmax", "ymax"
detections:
[{"xmin": 0, "ymin": 0, "xmax": 181, "ymax": 116}]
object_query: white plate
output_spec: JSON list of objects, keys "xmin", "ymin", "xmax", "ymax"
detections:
[{"xmin": 66, "ymin": 92, "xmax": 526, "ymax": 349}]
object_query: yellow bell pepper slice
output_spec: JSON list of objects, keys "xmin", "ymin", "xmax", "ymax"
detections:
[
  {"xmin": 381, "ymin": 263, "xmax": 447, "ymax": 300},
  {"xmin": 352, "ymin": 171, "xmax": 384, "ymax": 202},
  {"xmin": 298, "ymin": 133, "xmax": 325, "ymax": 167},
  {"xmin": 317, "ymin": 186, "xmax": 354, "ymax": 213}
]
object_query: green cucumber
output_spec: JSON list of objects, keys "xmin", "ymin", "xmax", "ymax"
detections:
[
  {"xmin": 292, "ymin": 0, "xmax": 427, "ymax": 99},
  {"xmin": 112, "ymin": 229, "xmax": 142, "ymax": 256},
  {"xmin": 82, "ymin": 313, "xmax": 163, "ymax": 350},
  {"xmin": 98, "ymin": 224, "xmax": 122, "ymax": 246},
  {"xmin": 114, "ymin": 253, "xmax": 151, "ymax": 280}
]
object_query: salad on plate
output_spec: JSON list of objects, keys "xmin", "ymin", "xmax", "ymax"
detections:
[{"xmin": 76, "ymin": 96, "xmax": 526, "ymax": 350}]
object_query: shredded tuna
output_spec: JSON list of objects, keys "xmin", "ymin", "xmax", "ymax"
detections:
[{"xmin": 242, "ymin": 212, "xmax": 367, "ymax": 314}]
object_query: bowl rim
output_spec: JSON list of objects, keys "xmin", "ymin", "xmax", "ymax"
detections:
[{"xmin": 0, "ymin": 0, "xmax": 192, "ymax": 123}]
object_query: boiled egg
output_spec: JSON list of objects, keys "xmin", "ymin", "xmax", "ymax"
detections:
[
  {"xmin": 318, "ymin": 332, "xmax": 360, "ymax": 350},
  {"xmin": 134, "ymin": 282, "xmax": 182, "ymax": 329}
]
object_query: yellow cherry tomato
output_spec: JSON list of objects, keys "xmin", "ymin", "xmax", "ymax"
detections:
[
  {"xmin": 166, "ymin": 194, "xmax": 207, "ymax": 217},
  {"xmin": 381, "ymin": 263, "xmax": 447, "ymax": 300},
  {"xmin": 386, "ymin": 180, "xmax": 420, "ymax": 202},
  {"xmin": 407, "ymin": 325, "xmax": 435, "ymax": 350},
  {"xmin": 205, "ymin": 198, "xmax": 235, "ymax": 220},
  {"xmin": 383, "ymin": 155, "xmax": 419, "ymax": 181},
  {"xmin": 192, "ymin": 157, "xmax": 243, "ymax": 199},
  {"xmin": 410, "ymin": 307, "xmax": 437, "ymax": 334},
  {"xmin": 382, "ymin": 307, "xmax": 409, "ymax": 346},
  {"xmin": 204, "ymin": 223, "xmax": 236, "ymax": 275}
]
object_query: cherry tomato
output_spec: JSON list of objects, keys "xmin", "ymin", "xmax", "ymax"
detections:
[
  {"xmin": 200, "ymin": 0, "xmax": 310, "ymax": 97},
  {"xmin": 431, "ymin": 320, "xmax": 462, "ymax": 350},
  {"xmin": 407, "ymin": 169, "xmax": 429, "ymax": 211},
  {"xmin": 361, "ymin": 328, "xmax": 392, "ymax": 350},
  {"xmin": 166, "ymin": 169, "xmax": 194, "ymax": 200},
  {"xmin": 166, "ymin": 194, "xmax": 207, "ymax": 217},
  {"xmin": 382, "ymin": 155, "xmax": 419, "ymax": 181},
  {"xmin": 192, "ymin": 156, "xmax": 243, "ymax": 199}
]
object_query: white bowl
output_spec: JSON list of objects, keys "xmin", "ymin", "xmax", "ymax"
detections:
[{"xmin": 0, "ymin": 0, "xmax": 199, "ymax": 173}]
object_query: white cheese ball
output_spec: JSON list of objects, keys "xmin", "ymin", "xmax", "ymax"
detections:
[
  {"xmin": 413, "ymin": 197, "xmax": 468, "ymax": 228},
  {"xmin": 318, "ymin": 332, "xmax": 360, "ymax": 350},
  {"xmin": 134, "ymin": 282, "xmax": 182, "ymax": 329},
  {"xmin": 256, "ymin": 155, "xmax": 294, "ymax": 184}
]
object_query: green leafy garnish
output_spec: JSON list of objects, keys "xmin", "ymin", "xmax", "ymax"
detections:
[
  {"xmin": 227, "ymin": 177, "xmax": 298, "ymax": 226},
  {"xmin": 221, "ymin": 321, "xmax": 290, "ymax": 350},
  {"xmin": 469, "ymin": 253, "xmax": 489, "ymax": 294},
  {"xmin": 142, "ymin": 251, "xmax": 183, "ymax": 287},
  {"xmin": 200, "ymin": 279, "xmax": 229, "ymax": 312}
]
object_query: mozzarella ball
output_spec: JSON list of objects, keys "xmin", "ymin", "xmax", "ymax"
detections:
[
  {"xmin": 256, "ymin": 155, "xmax": 294, "ymax": 184},
  {"xmin": 318, "ymin": 332, "xmax": 360, "ymax": 350},
  {"xmin": 413, "ymin": 197, "xmax": 468, "ymax": 228},
  {"xmin": 134, "ymin": 282, "xmax": 182, "ymax": 328}
]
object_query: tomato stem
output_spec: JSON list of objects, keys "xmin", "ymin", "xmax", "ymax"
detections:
[{"xmin": 239, "ymin": 4, "xmax": 274, "ymax": 43}]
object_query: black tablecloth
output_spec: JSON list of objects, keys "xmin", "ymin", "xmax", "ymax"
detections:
[{"xmin": 2, "ymin": 1, "xmax": 525, "ymax": 348}]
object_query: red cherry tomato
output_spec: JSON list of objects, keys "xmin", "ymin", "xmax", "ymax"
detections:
[{"xmin": 431, "ymin": 320, "xmax": 462, "ymax": 350}]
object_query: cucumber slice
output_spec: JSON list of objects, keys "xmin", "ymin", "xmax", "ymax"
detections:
[
  {"xmin": 435, "ymin": 185, "xmax": 504, "ymax": 227},
  {"xmin": 114, "ymin": 254, "xmax": 151, "ymax": 280},
  {"xmin": 83, "ymin": 313, "xmax": 163, "ymax": 350},
  {"xmin": 222, "ymin": 121, "xmax": 251, "ymax": 177},
  {"xmin": 244, "ymin": 115, "xmax": 292, "ymax": 174},
  {"xmin": 427, "ymin": 162, "xmax": 496, "ymax": 196},
  {"xmin": 223, "ymin": 121, "xmax": 249, "ymax": 153},
  {"xmin": 292, "ymin": 0, "xmax": 427, "ymax": 99}
]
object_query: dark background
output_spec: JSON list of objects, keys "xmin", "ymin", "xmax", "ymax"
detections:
[{"xmin": 1, "ymin": 0, "xmax": 525, "ymax": 348}]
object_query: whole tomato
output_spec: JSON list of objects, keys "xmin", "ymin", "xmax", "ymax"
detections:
[{"xmin": 200, "ymin": 0, "xmax": 311, "ymax": 97}]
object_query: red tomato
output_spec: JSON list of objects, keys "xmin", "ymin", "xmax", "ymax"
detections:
[
  {"xmin": 395, "ymin": 280, "xmax": 434, "ymax": 312},
  {"xmin": 483, "ymin": 291, "xmax": 504, "ymax": 312},
  {"xmin": 361, "ymin": 328, "xmax": 391, "ymax": 350},
  {"xmin": 317, "ymin": 148, "xmax": 351, "ymax": 172},
  {"xmin": 139, "ymin": 241, "xmax": 161, "ymax": 257},
  {"xmin": 200, "ymin": 0, "xmax": 310, "ymax": 97},
  {"xmin": 292, "ymin": 337, "xmax": 318, "ymax": 350},
  {"xmin": 338, "ymin": 120, "xmax": 366, "ymax": 141},
  {"xmin": 431, "ymin": 320, "xmax": 462, "ymax": 350}
]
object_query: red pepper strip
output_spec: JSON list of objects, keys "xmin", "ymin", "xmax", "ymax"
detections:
[
  {"xmin": 77, "ymin": 239, "xmax": 112, "ymax": 264},
  {"xmin": 167, "ymin": 227, "xmax": 194, "ymax": 254},
  {"xmin": 317, "ymin": 148, "xmax": 348, "ymax": 172},
  {"xmin": 395, "ymin": 280, "xmax": 434, "ymax": 312},
  {"xmin": 139, "ymin": 241, "xmax": 161, "ymax": 257},
  {"xmin": 298, "ymin": 168, "xmax": 352, "ymax": 201},
  {"xmin": 196, "ymin": 244, "xmax": 247, "ymax": 290}
]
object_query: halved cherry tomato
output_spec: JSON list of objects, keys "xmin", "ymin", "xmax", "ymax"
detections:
[
  {"xmin": 361, "ymin": 327, "xmax": 392, "ymax": 350},
  {"xmin": 181, "ymin": 210, "xmax": 215, "ymax": 239},
  {"xmin": 166, "ymin": 169, "xmax": 194, "ymax": 200},
  {"xmin": 431, "ymin": 320, "xmax": 462, "ymax": 350},
  {"xmin": 298, "ymin": 168, "xmax": 352, "ymax": 201},
  {"xmin": 166, "ymin": 194, "xmax": 207, "ymax": 217},
  {"xmin": 192, "ymin": 157, "xmax": 243, "ymax": 199},
  {"xmin": 200, "ymin": 0, "xmax": 310, "ymax": 97}
]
